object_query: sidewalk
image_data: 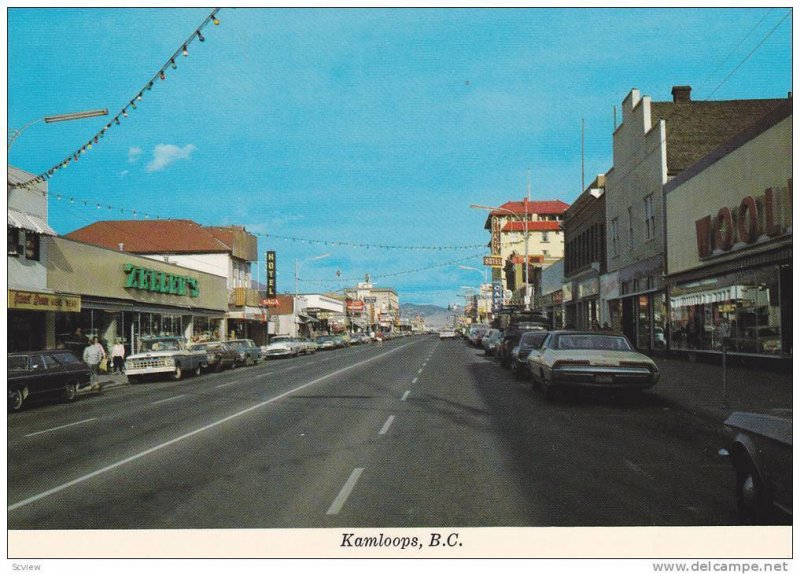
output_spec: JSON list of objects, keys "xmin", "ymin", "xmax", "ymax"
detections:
[
  {"xmin": 650, "ymin": 355, "xmax": 793, "ymax": 425},
  {"xmin": 77, "ymin": 370, "xmax": 129, "ymax": 394}
]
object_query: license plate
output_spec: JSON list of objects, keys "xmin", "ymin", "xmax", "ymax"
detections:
[{"xmin": 595, "ymin": 374, "xmax": 614, "ymax": 383}]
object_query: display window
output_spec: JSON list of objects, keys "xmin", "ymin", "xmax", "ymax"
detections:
[{"xmin": 669, "ymin": 265, "xmax": 787, "ymax": 356}]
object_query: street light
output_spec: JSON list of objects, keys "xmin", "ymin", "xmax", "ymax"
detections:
[
  {"xmin": 458, "ymin": 264, "xmax": 487, "ymax": 285},
  {"xmin": 294, "ymin": 253, "xmax": 331, "ymax": 297},
  {"xmin": 470, "ymin": 203, "xmax": 531, "ymax": 304},
  {"xmin": 8, "ymin": 108, "xmax": 109, "ymax": 149}
]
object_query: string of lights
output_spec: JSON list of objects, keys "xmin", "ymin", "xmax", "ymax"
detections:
[
  {"xmin": 40, "ymin": 192, "xmax": 490, "ymax": 252},
  {"xmin": 297, "ymin": 254, "xmax": 482, "ymax": 285},
  {"xmin": 9, "ymin": 8, "xmax": 223, "ymax": 190}
]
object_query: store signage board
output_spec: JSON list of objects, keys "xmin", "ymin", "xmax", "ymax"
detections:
[
  {"xmin": 123, "ymin": 264, "xmax": 199, "ymax": 298},
  {"xmin": 266, "ymin": 251, "xmax": 277, "ymax": 297}
]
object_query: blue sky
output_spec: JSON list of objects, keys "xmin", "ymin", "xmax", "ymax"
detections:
[{"xmin": 7, "ymin": 6, "xmax": 793, "ymax": 307}]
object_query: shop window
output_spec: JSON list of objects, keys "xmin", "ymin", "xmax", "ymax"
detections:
[
  {"xmin": 669, "ymin": 266, "xmax": 787, "ymax": 356},
  {"xmin": 8, "ymin": 228, "xmax": 22, "ymax": 256},
  {"xmin": 25, "ymin": 233, "xmax": 40, "ymax": 261}
]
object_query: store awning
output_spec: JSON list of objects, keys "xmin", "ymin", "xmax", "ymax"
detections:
[
  {"xmin": 7, "ymin": 208, "xmax": 57, "ymax": 236},
  {"xmin": 298, "ymin": 314, "xmax": 320, "ymax": 324}
]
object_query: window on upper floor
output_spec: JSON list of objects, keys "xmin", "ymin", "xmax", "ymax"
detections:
[
  {"xmin": 8, "ymin": 228, "xmax": 21, "ymax": 257},
  {"xmin": 25, "ymin": 233, "xmax": 40, "ymax": 261},
  {"xmin": 542, "ymin": 231, "xmax": 549, "ymax": 243},
  {"xmin": 644, "ymin": 194, "xmax": 656, "ymax": 240},
  {"xmin": 611, "ymin": 218, "xmax": 620, "ymax": 257},
  {"xmin": 627, "ymin": 206, "xmax": 634, "ymax": 246}
]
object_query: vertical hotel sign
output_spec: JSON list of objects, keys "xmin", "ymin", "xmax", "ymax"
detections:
[
  {"xmin": 266, "ymin": 251, "xmax": 277, "ymax": 297},
  {"xmin": 491, "ymin": 215, "xmax": 502, "ymax": 255}
]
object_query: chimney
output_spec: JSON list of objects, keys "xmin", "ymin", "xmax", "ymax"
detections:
[{"xmin": 672, "ymin": 85, "xmax": 692, "ymax": 103}]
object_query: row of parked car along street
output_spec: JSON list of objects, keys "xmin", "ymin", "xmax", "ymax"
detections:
[
  {"xmin": 7, "ymin": 331, "xmax": 412, "ymax": 412},
  {"xmin": 458, "ymin": 321, "xmax": 791, "ymax": 526}
]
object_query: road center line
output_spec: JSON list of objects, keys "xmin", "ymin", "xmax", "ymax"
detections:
[
  {"xmin": 326, "ymin": 468, "xmax": 364, "ymax": 515},
  {"xmin": 24, "ymin": 418, "xmax": 97, "ymax": 438},
  {"xmin": 401, "ymin": 390, "xmax": 411, "ymax": 401},
  {"xmin": 411, "ymin": 377, "xmax": 418, "ymax": 384},
  {"xmin": 151, "ymin": 394, "xmax": 186, "ymax": 405},
  {"xmin": 378, "ymin": 415, "xmax": 395, "ymax": 435},
  {"xmin": 8, "ymin": 341, "xmax": 417, "ymax": 513}
]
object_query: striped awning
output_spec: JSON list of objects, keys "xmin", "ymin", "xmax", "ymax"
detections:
[{"xmin": 7, "ymin": 208, "xmax": 57, "ymax": 236}]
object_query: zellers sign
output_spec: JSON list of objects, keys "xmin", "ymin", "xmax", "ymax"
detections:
[{"xmin": 694, "ymin": 182, "xmax": 791, "ymax": 259}]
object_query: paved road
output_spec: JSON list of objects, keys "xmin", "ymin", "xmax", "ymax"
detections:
[{"xmin": 8, "ymin": 335, "xmax": 738, "ymax": 529}]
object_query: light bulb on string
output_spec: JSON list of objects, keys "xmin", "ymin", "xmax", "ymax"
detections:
[
  {"xmin": 130, "ymin": 100, "xmax": 137, "ymax": 109},
  {"xmin": 115, "ymin": 117, "xmax": 121, "ymax": 126},
  {"xmin": 122, "ymin": 109, "xmax": 128, "ymax": 118},
  {"xmin": 137, "ymin": 93, "xmax": 143, "ymax": 101},
  {"xmin": 213, "ymin": 15, "xmax": 220, "ymax": 25},
  {"xmin": 197, "ymin": 31, "xmax": 205, "ymax": 42},
  {"xmin": 146, "ymin": 81, "xmax": 154, "ymax": 91},
  {"xmin": 182, "ymin": 45, "xmax": 189, "ymax": 56},
  {"xmin": 160, "ymin": 70, "xmax": 166, "ymax": 80},
  {"xmin": 170, "ymin": 59, "xmax": 177, "ymax": 70}
]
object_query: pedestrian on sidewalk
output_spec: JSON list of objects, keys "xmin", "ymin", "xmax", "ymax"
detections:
[
  {"xmin": 83, "ymin": 337, "xmax": 106, "ymax": 389},
  {"xmin": 111, "ymin": 338, "xmax": 126, "ymax": 374}
]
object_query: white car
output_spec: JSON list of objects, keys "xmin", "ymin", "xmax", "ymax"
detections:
[
  {"xmin": 261, "ymin": 336, "xmax": 303, "ymax": 358},
  {"xmin": 439, "ymin": 329, "xmax": 457, "ymax": 339}
]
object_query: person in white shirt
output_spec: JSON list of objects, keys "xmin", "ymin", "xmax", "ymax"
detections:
[{"xmin": 111, "ymin": 339, "xmax": 126, "ymax": 374}]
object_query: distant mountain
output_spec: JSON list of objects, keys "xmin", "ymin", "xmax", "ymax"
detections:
[{"xmin": 400, "ymin": 303, "xmax": 457, "ymax": 328}]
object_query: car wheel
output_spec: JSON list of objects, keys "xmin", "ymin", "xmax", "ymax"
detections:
[
  {"xmin": 127, "ymin": 375, "xmax": 140, "ymax": 384},
  {"xmin": 214, "ymin": 361, "xmax": 223, "ymax": 373},
  {"xmin": 194, "ymin": 363, "xmax": 202, "ymax": 377},
  {"xmin": 541, "ymin": 376, "xmax": 555, "ymax": 401},
  {"xmin": 63, "ymin": 381, "xmax": 79, "ymax": 402},
  {"xmin": 172, "ymin": 364, "xmax": 183, "ymax": 381},
  {"xmin": 736, "ymin": 455, "xmax": 768, "ymax": 524},
  {"xmin": 8, "ymin": 388, "xmax": 24, "ymax": 412}
]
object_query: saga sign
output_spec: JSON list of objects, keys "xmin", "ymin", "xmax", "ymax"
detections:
[
  {"xmin": 123, "ymin": 264, "xmax": 199, "ymax": 298},
  {"xmin": 694, "ymin": 183, "xmax": 791, "ymax": 259}
]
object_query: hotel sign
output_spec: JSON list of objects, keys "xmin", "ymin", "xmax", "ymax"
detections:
[
  {"xmin": 9, "ymin": 290, "xmax": 81, "ymax": 312},
  {"xmin": 695, "ymin": 183, "xmax": 791, "ymax": 259},
  {"xmin": 266, "ymin": 251, "xmax": 277, "ymax": 297},
  {"xmin": 483, "ymin": 255, "xmax": 503, "ymax": 268},
  {"xmin": 123, "ymin": 264, "xmax": 199, "ymax": 298}
]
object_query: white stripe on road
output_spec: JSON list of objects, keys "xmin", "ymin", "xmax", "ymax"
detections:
[
  {"xmin": 417, "ymin": 369, "xmax": 423, "ymax": 375},
  {"xmin": 401, "ymin": 390, "xmax": 411, "ymax": 401},
  {"xmin": 378, "ymin": 415, "xmax": 395, "ymax": 435},
  {"xmin": 151, "ymin": 394, "xmax": 186, "ymax": 405},
  {"xmin": 8, "ymin": 340, "xmax": 416, "ymax": 512},
  {"xmin": 24, "ymin": 418, "xmax": 97, "ymax": 438},
  {"xmin": 326, "ymin": 468, "xmax": 364, "ymax": 515},
  {"xmin": 411, "ymin": 377, "xmax": 418, "ymax": 384},
  {"xmin": 215, "ymin": 381, "xmax": 239, "ymax": 389},
  {"xmin": 624, "ymin": 459, "xmax": 655, "ymax": 481}
]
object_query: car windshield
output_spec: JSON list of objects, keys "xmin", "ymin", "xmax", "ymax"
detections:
[
  {"xmin": 141, "ymin": 339, "xmax": 181, "ymax": 352},
  {"xmin": 271, "ymin": 337, "xmax": 291, "ymax": 344},
  {"xmin": 520, "ymin": 333, "xmax": 548, "ymax": 348},
  {"xmin": 556, "ymin": 334, "xmax": 633, "ymax": 351}
]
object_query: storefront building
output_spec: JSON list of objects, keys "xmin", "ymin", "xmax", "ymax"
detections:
[
  {"xmin": 664, "ymin": 100, "xmax": 791, "ymax": 364},
  {"xmin": 605, "ymin": 86, "xmax": 786, "ymax": 352},
  {"xmin": 43, "ymin": 237, "xmax": 228, "ymax": 356}
]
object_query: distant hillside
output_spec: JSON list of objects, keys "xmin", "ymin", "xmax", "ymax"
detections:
[{"xmin": 400, "ymin": 303, "xmax": 457, "ymax": 328}]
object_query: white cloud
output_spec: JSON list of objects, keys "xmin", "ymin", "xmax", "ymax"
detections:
[
  {"xmin": 127, "ymin": 146, "xmax": 143, "ymax": 163},
  {"xmin": 146, "ymin": 143, "xmax": 197, "ymax": 173},
  {"xmin": 119, "ymin": 170, "xmax": 130, "ymax": 178}
]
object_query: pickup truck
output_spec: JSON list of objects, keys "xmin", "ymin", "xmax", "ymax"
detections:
[
  {"xmin": 8, "ymin": 349, "xmax": 92, "ymax": 411},
  {"xmin": 125, "ymin": 336, "xmax": 207, "ymax": 383}
]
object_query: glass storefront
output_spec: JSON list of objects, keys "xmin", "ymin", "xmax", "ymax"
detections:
[
  {"xmin": 668, "ymin": 265, "xmax": 789, "ymax": 356},
  {"xmin": 55, "ymin": 309, "xmax": 223, "ymax": 356}
]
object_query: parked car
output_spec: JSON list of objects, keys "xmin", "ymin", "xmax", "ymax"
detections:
[
  {"xmin": 511, "ymin": 330, "xmax": 549, "ymax": 378},
  {"xmin": 333, "ymin": 335, "xmax": 350, "ymax": 348},
  {"xmin": 126, "ymin": 336, "xmax": 207, "ymax": 383},
  {"xmin": 316, "ymin": 335, "xmax": 338, "ymax": 350},
  {"xmin": 467, "ymin": 325, "xmax": 490, "ymax": 347},
  {"xmin": 296, "ymin": 337, "xmax": 318, "ymax": 354},
  {"xmin": 498, "ymin": 325, "xmax": 547, "ymax": 369},
  {"xmin": 8, "ymin": 349, "xmax": 92, "ymax": 411},
  {"xmin": 350, "ymin": 333, "xmax": 371, "ymax": 345},
  {"xmin": 227, "ymin": 339, "xmax": 261, "ymax": 366},
  {"xmin": 527, "ymin": 331, "xmax": 659, "ymax": 400},
  {"xmin": 263, "ymin": 336, "xmax": 303, "ymax": 358},
  {"xmin": 482, "ymin": 329, "xmax": 504, "ymax": 356},
  {"xmin": 439, "ymin": 329, "xmax": 457, "ymax": 339},
  {"xmin": 722, "ymin": 410, "xmax": 792, "ymax": 524},
  {"xmin": 192, "ymin": 341, "xmax": 238, "ymax": 372}
]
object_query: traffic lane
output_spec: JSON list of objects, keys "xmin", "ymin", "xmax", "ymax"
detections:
[
  {"xmin": 465, "ymin": 347, "xmax": 738, "ymax": 526},
  {"xmin": 8, "ymin": 337, "xmax": 436, "ymax": 528},
  {"xmin": 7, "ymin": 339, "xmax": 418, "ymax": 511},
  {"xmin": 326, "ymin": 337, "xmax": 543, "ymax": 527}
]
